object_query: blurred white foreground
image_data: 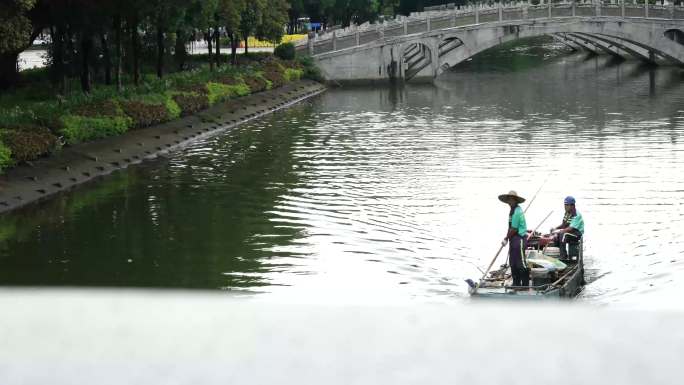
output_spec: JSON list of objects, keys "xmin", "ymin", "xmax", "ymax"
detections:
[{"xmin": 0, "ymin": 289, "xmax": 681, "ymax": 385}]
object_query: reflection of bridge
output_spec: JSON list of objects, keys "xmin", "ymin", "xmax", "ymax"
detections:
[{"xmin": 296, "ymin": 1, "xmax": 684, "ymax": 83}]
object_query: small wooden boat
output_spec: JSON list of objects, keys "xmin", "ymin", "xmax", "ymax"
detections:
[{"xmin": 467, "ymin": 233, "xmax": 585, "ymax": 299}]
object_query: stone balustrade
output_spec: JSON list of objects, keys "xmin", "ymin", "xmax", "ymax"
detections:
[{"xmin": 297, "ymin": 0, "xmax": 684, "ymax": 56}]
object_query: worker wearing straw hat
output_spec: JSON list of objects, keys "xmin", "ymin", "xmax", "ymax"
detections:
[{"xmin": 499, "ymin": 190, "xmax": 529, "ymax": 287}]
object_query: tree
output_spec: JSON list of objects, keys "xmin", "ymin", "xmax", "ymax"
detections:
[
  {"xmin": 0, "ymin": 0, "xmax": 38, "ymax": 88},
  {"xmin": 239, "ymin": 0, "xmax": 264, "ymax": 54},
  {"xmin": 217, "ymin": 0, "xmax": 245, "ymax": 65},
  {"xmin": 256, "ymin": 0, "xmax": 289, "ymax": 44},
  {"xmin": 287, "ymin": 0, "xmax": 304, "ymax": 34}
]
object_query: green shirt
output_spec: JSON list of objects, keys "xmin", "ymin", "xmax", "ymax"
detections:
[
  {"xmin": 510, "ymin": 205, "xmax": 527, "ymax": 237},
  {"xmin": 569, "ymin": 211, "xmax": 584, "ymax": 234}
]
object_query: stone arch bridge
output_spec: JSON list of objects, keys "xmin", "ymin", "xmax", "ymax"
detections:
[{"xmin": 296, "ymin": 1, "xmax": 684, "ymax": 83}]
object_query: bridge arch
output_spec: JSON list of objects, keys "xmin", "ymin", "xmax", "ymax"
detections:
[
  {"xmin": 664, "ymin": 29, "xmax": 684, "ymax": 45},
  {"xmin": 402, "ymin": 42, "xmax": 433, "ymax": 81},
  {"xmin": 432, "ymin": 22, "xmax": 684, "ymax": 78}
]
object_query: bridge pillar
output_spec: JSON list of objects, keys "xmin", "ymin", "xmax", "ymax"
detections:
[{"xmin": 430, "ymin": 39, "xmax": 440, "ymax": 79}]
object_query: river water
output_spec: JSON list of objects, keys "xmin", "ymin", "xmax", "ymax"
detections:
[{"xmin": 2, "ymin": 38, "xmax": 683, "ymax": 308}]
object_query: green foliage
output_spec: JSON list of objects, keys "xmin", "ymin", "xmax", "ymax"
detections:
[
  {"xmin": 0, "ymin": 140, "xmax": 13, "ymax": 172},
  {"xmin": 274, "ymin": 42, "xmax": 296, "ymax": 61},
  {"xmin": 0, "ymin": 125, "xmax": 58, "ymax": 162},
  {"xmin": 121, "ymin": 101, "xmax": 170, "ymax": 129},
  {"xmin": 60, "ymin": 115, "xmax": 132, "ymax": 145},
  {"xmin": 172, "ymin": 92, "xmax": 210, "ymax": 116},
  {"xmin": 164, "ymin": 94, "xmax": 182, "ymax": 119},
  {"xmin": 0, "ymin": 0, "xmax": 37, "ymax": 54},
  {"xmin": 206, "ymin": 82, "xmax": 250, "ymax": 104},
  {"xmin": 122, "ymin": 92, "xmax": 182, "ymax": 127},
  {"xmin": 296, "ymin": 55, "xmax": 324, "ymax": 82},
  {"xmin": 284, "ymin": 68, "xmax": 304, "ymax": 82},
  {"xmin": 243, "ymin": 73, "xmax": 270, "ymax": 92}
]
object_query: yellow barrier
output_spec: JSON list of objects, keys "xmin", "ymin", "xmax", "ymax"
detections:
[{"xmin": 239, "ymin": 35, "xmax": 307, "ymax": 48}]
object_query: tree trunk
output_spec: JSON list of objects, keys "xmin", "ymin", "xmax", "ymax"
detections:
[
  {"xmin": 80, "ymin": 34, "xmax": 93, "ymax": 93},
  {"xmin": 206, "ymin": 30, "xmax": 214, "ymax": 71},
  {"xmin": 115, "ymin": 14, "xmax": 123, "ymax": 91},
  {"xmin": 101, "ymin": 32, "xmax": 112, "ymax": 85},
  {"xmin": 214, "ymin": 25, "xmax": 221, "ymax": 67},
  {"xmin": 156, "ymin": 21, "xmax": 164, "ymax": 79},
  {"xmin": 244, "ymin": 35, "xmax": 249, "ymax": 55},
  {"xmin": 131, "ymin": 14, "xmax": 140, "ymax": 85},
  {"xmin": 228, "ymin": 31, "xmax": 238, "ymax": 66},
  {"xmin": 0, "ymin": 52, "xmax": 20, "ymax": 89},
  {"xmin": 175, "ymin": 29, "xmax": 187, "ymax": 71},
  {"xmin": 50, "ymin": 25, "xmax": 67, "ymax": 93}
]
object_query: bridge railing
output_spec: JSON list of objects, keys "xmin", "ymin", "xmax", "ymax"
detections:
[{"xmin": 296, "ymin": 0, "xmax": 684, "ymax": 56}]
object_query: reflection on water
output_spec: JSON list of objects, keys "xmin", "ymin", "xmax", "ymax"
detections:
[{"xmin": 1, "ymin": 39, "xmax": 683, "ymax": 308}]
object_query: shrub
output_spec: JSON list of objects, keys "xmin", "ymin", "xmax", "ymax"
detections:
[
  {"xmin": 0, "ymin": 141, "xmax": 12, "ymax": 173},
  {"xmin": 172, "ymin": 93, "xmax": 210, "ymax": 116},
  {"xmin": 206, "ymin": 82, "xmax": 251, "ymax": 105},
  {"xmin": 60, "ymin": 115, "xmax": 132, "ymax": 145},
  {"xmin": 263, "ymin": 70, "xmax": 285, "ymax": 88},
  {"xmin": 119, "ymin": 92, "xmax": 181, "ymax": 127},
  {"xmin": 71, "ymin": 100, "xmax": 123, "ymax": 118},
  {"xmin": 121, "ymin": 101, "xmax": 170, "ymax": 129},
  {"xmin": 296, "ymin": 55, "xmax": 325, "ymax": 82},
  {"xmin": 274, "ymin": 42, "xmax": 296, "ymax": 61},
  {"xmin": 177, "ymin": 83, "xmax": 209, "ymax": 95},
  {"xmin": 284, "ymin": 68, "xmax": 304, "ymax": 82},
  {"xmin": 164, "ymin": 94, "xmax": 182, "ymax": 119},
  {"xmin": 216, "ymin": 75, "xmax": 242, "ymax": 86},
  {"xmin": 243, "ymin": 73, "xmax": 270, "ymax": 92},
  {"xmin": 0, "ymin": 126, "xmax": 59, "ymax": 162}
]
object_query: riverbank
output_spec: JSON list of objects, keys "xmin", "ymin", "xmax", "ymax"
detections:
[
  {"xmin": 1, "ymin": 53, "xmax": 324, "ymax": 173},
  {"xmin": 0, "ymin": 79, "xmax": 326, "ymax": 214}
]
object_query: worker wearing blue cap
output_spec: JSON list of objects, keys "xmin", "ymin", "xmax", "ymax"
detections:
[{"xmin": 551, "ymin": 196, "xmax": 584, "ymax": 259}]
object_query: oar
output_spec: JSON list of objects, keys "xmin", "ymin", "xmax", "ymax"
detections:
[
  {"xmin": 532, "ymin": 210, "xmax": 554, "ymax": 235},
  {"xmin": 473, "ymin": 211, "xmax": 553, "ymax": 292},
  {"xmin": 523, "ymin": 176, "xmax": 549, "ymax": 215}
]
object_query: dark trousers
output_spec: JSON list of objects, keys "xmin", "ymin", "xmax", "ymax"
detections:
[
  {"xmin": 555, "ymin": 229, "xmax": 582, "ymax": 259},
  {"xmin": 509, "ymin": 235, "xmax": 529, "ymax": 287}
]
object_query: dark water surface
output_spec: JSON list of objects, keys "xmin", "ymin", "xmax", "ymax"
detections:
[{"xmin": 2, "ymin": 39, "xmax": 683, "ymax": 307}]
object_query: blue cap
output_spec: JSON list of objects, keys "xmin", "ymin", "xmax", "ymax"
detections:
[{"xmin": 564, "ymin": 196, "xmax": 576, "ymax": 205}]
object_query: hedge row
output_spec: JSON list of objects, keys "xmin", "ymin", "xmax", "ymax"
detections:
[{"xmin": 0, "ymin": 55, "xmax": 317, "ymax": 173}]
